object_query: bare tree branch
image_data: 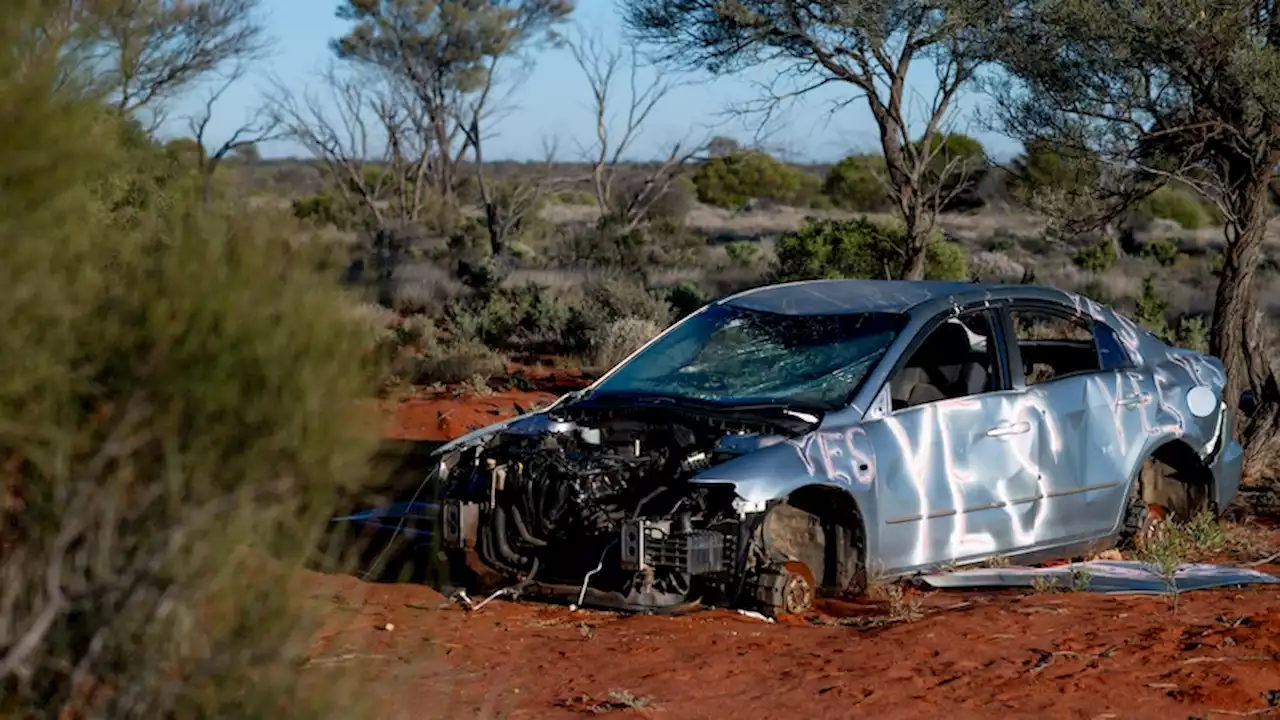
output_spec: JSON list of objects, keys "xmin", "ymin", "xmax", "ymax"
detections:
[
  {"xmin": 187, "ymin": 65, "xmax": 282, "ymax": 206},
  {"xmin": 566, "ymin": 26, "xmax": 710, "ymax": 234}
]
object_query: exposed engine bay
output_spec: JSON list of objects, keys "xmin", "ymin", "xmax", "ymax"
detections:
[{"xmin": 438, "ymin": 401, "xmax": 849, "ymax": 614}]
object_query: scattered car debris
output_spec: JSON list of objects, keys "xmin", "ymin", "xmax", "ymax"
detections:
[
  {"xmin": 736, "ymin": 609, "xmax": 775, "ymax": 623},
  {"xmin": 922, "ymin": 560, "xmax": 1280, "ymax": 594}
]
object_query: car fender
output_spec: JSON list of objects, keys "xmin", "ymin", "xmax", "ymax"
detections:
[{"xmin": 689, "ymin": 425, "xmax": 878, "ymax": 522}]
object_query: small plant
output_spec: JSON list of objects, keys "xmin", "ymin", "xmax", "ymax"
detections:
[
  {"xmin": 666, "ymin": 281, "xmax": 709, "ymax": 320},
  {"xmin": 1173, "ymin": 314, "xmax": 1210, "ymax": 353},
  {"xmin": 990, "ymin": 236, "xmax": 1017, "ymax": 252},
  {"xmin": 1133, "ymin": 274, "xmax": 1170, "ymax": 338},
  {"xmin": 725, "ymin": 240, "xmax": 763, "ymax": 267},
  {"xmin": 1031, "ymin": 574, "xmax": 1061, "ymax": 593},
  {"xmin": 589, "ymin": 317, "xmax": 663, "ymax": 370},
  {"xmin": 1069, "ymin": 566, "xmax": 1093, "ymax": 591},
  {"xmin": 883, "ymin": 584, "xmax": 923, "ymax": 623},
  {"xmin": 600, "ymin": 690, "xmax": 653, "ymax": 712},
  {"xmin": 1076, "ymin": 279, "xmax": 1115, "ymax": 306},
  {"xmin": 1141, "ymin": 237, "xmax": 1180, "ymax": 267},
  {"xmin": 1073, "ymin": 237, "xmax": 1118, "ymax": 272}
]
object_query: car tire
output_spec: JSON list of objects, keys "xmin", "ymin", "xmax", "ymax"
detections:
[{"xmin": 1117, "ymin": 458, "xmax": 1168, "ymax": 550}]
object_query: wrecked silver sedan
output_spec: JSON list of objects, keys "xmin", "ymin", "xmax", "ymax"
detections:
[{"xmin": 435, "ymin": 279, "xmax": 1243, "ymax": 614}]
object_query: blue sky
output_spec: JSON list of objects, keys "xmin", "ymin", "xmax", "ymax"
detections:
[{"xmin": 167, "ymin": 0, "xmax": 1021, "ymax": 163}]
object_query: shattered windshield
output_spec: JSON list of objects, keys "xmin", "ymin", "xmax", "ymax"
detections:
[{"xmin": 588, "ymin": 304, "xmax": 906, "ymax": 412}]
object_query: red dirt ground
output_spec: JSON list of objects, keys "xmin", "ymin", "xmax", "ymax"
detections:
[
  {"xmin": 381, "ymin": 368, "xmax": 591, "ymax": 443},
  {"xmin": 310, "ymin": 384, "xmax": 1280, "ymax": 720}
]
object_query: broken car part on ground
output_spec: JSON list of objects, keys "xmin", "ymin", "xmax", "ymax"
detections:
[{"xmin": 419, "ymin": 279, "xmax": 1245, "ymax": 615}]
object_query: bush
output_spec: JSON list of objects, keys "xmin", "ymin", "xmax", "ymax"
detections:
[
  {"xmin": 691, "ymin": 150, "xmax": 820, "ymax": 208},
  {"xmin": 914, "ymin": 133, "xmax": 988, "ymax": 188},
  {"xmin": 1138, "ymin": 186, "xmax": 1213, "ymax": 230},
  {"xmin": 1077, "ymin": 279, "xmax": 1115, "ymax": 306},
  {"xmin": 773, "ymin": 217, "xmax": 969, "ymax": 282},
  {"xmin": 564, "ymin": 276, "xmax": 672, "ymax": 355},
  {"xmin": 1142, "ymin": 236, "xmax": 1181, "ymax": 267},
  {"xmin": 1009, "ymin": 139, "xmax": 1101, "ymax": 202},
  {"xmin": 1133, "ymin": 275, "xmax": 1170, "ymax": 337},
  {"xmin": 589, "ymin": 317, "xmax": 664, "ymax": 370},
  {"xmin": 292, "ymin": 192, "xmax": 358, "ymax": 229},
  {"xmin": 1173, "ymin": 314, "xmax": 1210, "ymax": 353},
  {"xmin": 822, "ymin": 154, "xmax": 891, "ymax": 212},
  {"xmin": 1, "ymin": 39, "xmax": 376, "ymax": 717},
  {"xmin": 667, "ymin": 282, "xmax": 710, "ymax": 320},
  {"xmin": 412, "ymin": 339, "xmax": 508, "ymax": 384},
  {"xmin": 1073, "ymin": 238, "xmax": 1118, "ymax": 272},
  {"xmin": 448, "ymin": 283, "xmax": 570, "ymax": 352},
  {"xmin": 725, "ymin": 240, "xmax": 764, "ymax": 267}
]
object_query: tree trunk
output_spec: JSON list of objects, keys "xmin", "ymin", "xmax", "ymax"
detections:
[
  {"xmin": 874, "ymin": 113, "xmax": 929, "ymax": 280},
  {"xmin": 1210, "ymin": 162, "xmax": 1279, "ymax": 481},
  {"xmin": 901, "ymin": 220, "xmax": 929, "ymax": 280}
]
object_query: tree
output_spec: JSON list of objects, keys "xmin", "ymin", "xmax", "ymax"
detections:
[
  {"xmin": 188, "ymin": 66, "xmax": 281, "ymax": 205},
  {"xmin": 76, "ymin": 0, "xmax": 268, "ymax": 124},
  {"xmin": 985, "ymin": 0, "xmax": 1280, "ymax": 478},
  {"xmin": 1, "ymin": 3, "xmax": 376, "ymax": 714},
  {"xmin": 566, "ymin": 27, "xmax": 707, "ymax": 235},
  {"xmin": 623, "ymin": 0, "xmax": 1000, "ymax": 279},
  {"xmin": 331, "ymin": 0, "xmax": 572, "ymax": 202}
]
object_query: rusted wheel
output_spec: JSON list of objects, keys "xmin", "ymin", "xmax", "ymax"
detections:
[{"xmin": 780, "ymin": 561, "xmax": 816, "ymax": 614}]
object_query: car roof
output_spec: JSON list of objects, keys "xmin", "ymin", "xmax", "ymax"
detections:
[{"xmin": 720, "ymin": 279, "xmax": 1009, "ymax": 316}]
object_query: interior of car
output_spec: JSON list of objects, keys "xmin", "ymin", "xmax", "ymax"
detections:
[
  {"xmin": 1010, "ymin": 309, "xmax": 1102, "ymax": 384},
  {"xmin": 890, "ymin": 313, "xmax": 997, "ymax": 410}
]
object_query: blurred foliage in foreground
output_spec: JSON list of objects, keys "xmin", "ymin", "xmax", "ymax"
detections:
[{"xmin": 0, "ymin": 2, "xmax": 378, "ymax": 717}]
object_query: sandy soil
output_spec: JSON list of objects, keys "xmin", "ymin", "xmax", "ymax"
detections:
[
  {"xmin": 310, "ymin": 384, "xmax": 1280, "ymax": 720},
  {"xmin": 381, "ymin": 368, "xmax": 590, "ymax": 443}
]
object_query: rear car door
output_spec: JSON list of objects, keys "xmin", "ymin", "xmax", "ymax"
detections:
[{"xmin": 1003, "ymin": 302, "xmax": 1135, "ymax": 540}]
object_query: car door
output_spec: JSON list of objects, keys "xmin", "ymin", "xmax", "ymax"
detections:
[
  {"xmin": 859, "ymin": 304, "xmax": 1048, "ymax": 572},
  {"xmin": 1003, "ymin": 302, "xmax": 1132, "ymax": 540}
]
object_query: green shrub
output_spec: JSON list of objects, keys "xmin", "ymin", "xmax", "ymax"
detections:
[
  {"xmin": 293, "ymin": 192, "xmax": 359, "ymax": 229},
  {"xmin": 589, "ymin": 317, "xmax": 664, "ymax": 370},
  {"xmin": 990, "ymin": 236, "xmax": 1017, "ymax": 252},
  {"xmin": 564, "ymin": 276, "xmax": 672, "ymax": 354},
  {"xmin": 913, "ymin": 133, "xmax": 988, "ymax": 189},
  {"xmin": 1138, "ymin": 186, "xmax": 1213, "ymax": 229},
  {"xmin": 1, "ymin": 51, "xmax": 376, "ymax": 720},
  {"xmin": 822, "ymin": 154, "xmax": 891, "ymax": 212},
  {"xmin": 412, "ymin": 339, "xmax": 508, "ymax": 384},
  {"xmin": 667, "ymin": 282, "xmax": 710, "ymax": 320},
  {"xmin": 1009, "ymin": 139, "xmax": 1101, "ymax": 202},
  {"xmin": 725, "ymin": 240, "xmax": 764, "ymax": 267},
  {"xmin": 1173, "ymin": 314, "xmax": 1210, "ymax": 353},
  {"xmin": 691, "ymin": 150, "xmax": 819, "ymax": 208},
  {"xmin": 1076, "ymin": 279, "xmax": 1115, "ymax": 306},
  {"xmin": 1133, "ymin": 275, "xmax": 1170, "ymax": 337},
  {"xmin": 1142, "ymin": 237, "xmax": 1181, "ymax": 267},
  {"xmin": 1073, "ymin": 238, "xmax": 1118, "ymax": 272},
  {"xmin": 774, "ymin": 217, "xmax": 969, "ymax": 282},
  {"xmin": 448, "ymin": 283, "xmax": 570, "ymax": 352}
]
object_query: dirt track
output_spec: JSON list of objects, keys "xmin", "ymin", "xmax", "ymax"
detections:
[{"xmin": 311, "ymin": 381, "xmax": 1280, "ymax": 719}]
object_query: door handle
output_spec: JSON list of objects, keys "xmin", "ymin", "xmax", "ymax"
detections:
[
  {"xmin": 986, "ymin": 421, "xmax": 1031, "ymax": 437},
  {"xmin": 1118, "ymin": 393, "xmax": 1149, "ymax": 408}
]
